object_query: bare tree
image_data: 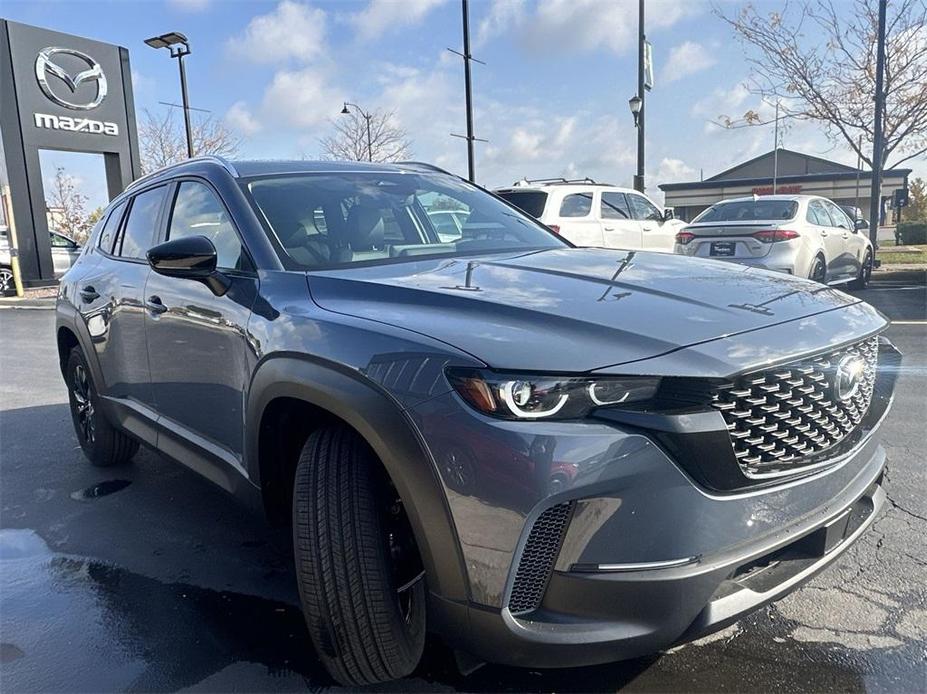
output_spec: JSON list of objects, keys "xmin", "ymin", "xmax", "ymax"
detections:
[
  {"xmin": 46, "ymin": 167, "xmax": 93, "ymax": 243},
  {"xmin": 138, "ymin": 108, "xmax": 241, "ymax": 174},
  {"xmin": 319, "ymin": 109, "xmax": 413, "ymax": 163},
  {"xmin": 717, "ymin": 0, "xmax": 927, "ymax": 169}
]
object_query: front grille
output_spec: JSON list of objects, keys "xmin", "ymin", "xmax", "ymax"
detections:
[
  {"xmin": 711, "ymin": 337, "xmax": 879, "ymax": 477},
  {"xmin": 508, "ymin": 502, "xmax": 572, "ymax": 615}
]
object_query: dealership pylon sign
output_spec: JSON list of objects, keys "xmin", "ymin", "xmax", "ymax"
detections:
[{"xmin": 0, "ymin": 20, "xmax": 140, "ymax": 285}]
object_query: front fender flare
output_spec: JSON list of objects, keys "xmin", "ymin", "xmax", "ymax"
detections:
[{"xmin": 245, "ymin": 354, "xmax": 470, "ymax": 604}]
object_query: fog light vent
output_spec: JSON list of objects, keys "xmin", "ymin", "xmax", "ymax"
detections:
[{"xmin": 508, "ymin": 502, "xmax": 573, "ymax": 615}]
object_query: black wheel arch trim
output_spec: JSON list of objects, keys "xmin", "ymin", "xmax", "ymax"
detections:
[{"xmin": 245, "ymin": 353, "xmax": 472, "ymax": 605}]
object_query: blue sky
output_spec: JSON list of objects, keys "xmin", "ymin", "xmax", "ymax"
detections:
[{"xmin": 6, "ymin": 0, "xmax": 925, "ymax": 212}]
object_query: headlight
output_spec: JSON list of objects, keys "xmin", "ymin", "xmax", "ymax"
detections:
[{"xmin": 446, "ymin": 368, "xmax": 660, "ymax": 420}]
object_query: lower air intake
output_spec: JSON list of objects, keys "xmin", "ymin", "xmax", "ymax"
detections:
[{"xmin": 508, "ymin": 502, "xmax": 573, "ymax": 615}]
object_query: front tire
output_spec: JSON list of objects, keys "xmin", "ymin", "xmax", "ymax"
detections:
[
  {"xmin": 66, "ymin": 347, "xmax": 138, "ymax": 467},
  {"xmin": 0, "ymin": 267, "xmax": 14, "ymax": 296},
  {"xmin": 849, "ymin": 250, "xmax": 872, "ymax": 290},
  {"xmin": 292, "ymin": 426, "xmax": 426, "ymax": 686}
]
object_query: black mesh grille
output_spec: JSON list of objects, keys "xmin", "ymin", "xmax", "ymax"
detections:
[
  {"xmin": 508, "ymin": 502, "xmax": 572, "ymax": 615},
  {"xmin": 711, "ymin": 336, "xmax": 878, "ymax": 477}
]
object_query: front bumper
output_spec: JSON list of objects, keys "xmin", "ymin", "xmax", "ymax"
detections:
[{"xmin": 407, "ymin": 338, "xmax": 898, "ymax": 668}]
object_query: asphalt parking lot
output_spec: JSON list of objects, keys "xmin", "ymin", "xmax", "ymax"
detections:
[{"xmin": 1, "ymin": 275, "xmax": 925, "ymax": 693}]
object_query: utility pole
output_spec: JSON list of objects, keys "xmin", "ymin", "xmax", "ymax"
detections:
[
  {"xmin": 867, "ymin": 0, "xmax": 887, "ymax": 250},
  {"xmin": 635, "ymin": 0, "xmax": 645, "ymax": 193},
  {"xmin": 449, "ymin": 0, "xmax": 486, "ymax": 182}
]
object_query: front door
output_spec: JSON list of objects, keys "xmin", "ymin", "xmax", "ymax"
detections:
[
  {"xmin": 144, "ymin": 180, "xmax": 259, "ymax": 464},
  {"xmin": 599, "ymin": 191, "xmax": 642, "ymax": 249},
  {"xmin": 809, "ymin": 200, "xmax": 845, "ymax": 279},
  {"xmin": 49, "ymin": 232, "xmax": 81, "ymax": 277},
  {"xmin": 628, "ymin": 193, "xmax": 675, "ymax": 251}
]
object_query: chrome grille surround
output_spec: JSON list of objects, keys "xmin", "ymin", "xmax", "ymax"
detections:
[{"xmin": 711, "ymin": 336, "xmax": 879, "ymax": 478}]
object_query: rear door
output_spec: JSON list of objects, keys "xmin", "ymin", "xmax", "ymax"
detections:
[
  {"xmin": 599, "ymin": 191, "xmax": 641, "ymax": 249},
  {"xmin": 144, "ymin": 179, "xmax": 259, "ymax": 466},
  {"xmin": 555, "ymin": 191, "xmax": 604, "ymax": 246},
  {"xmin": 808, "ymin": 200, "xmax": 844, "ymax": 278},
  {"xmin": 628, "ymin": 193, "xmax": 674, "ymax": 251}
]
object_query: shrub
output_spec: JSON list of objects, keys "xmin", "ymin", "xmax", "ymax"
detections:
[{"xmin": 896, "ymin": 221, "xmax": 927, "ymax": 245}]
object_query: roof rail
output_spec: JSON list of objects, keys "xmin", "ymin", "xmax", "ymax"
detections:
[
  {"xmin": 512, "ymin": 176, "xmax": 612, "ymax": 187},
  {"xmin": 394, "ymin": 161, "xmax": 453, "ymax": 176},
  {"xmin": 125, "ymin": 155, "xmax": 239, "ymax": 193}
]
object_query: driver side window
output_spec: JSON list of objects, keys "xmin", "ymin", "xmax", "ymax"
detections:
[
  {"xmin": 628, "ymin": 194, "xmax": 662, "ymax": 222},
  {"xmin": 168, "ymin": 181, "xmax": 250, "ymax": 271}
]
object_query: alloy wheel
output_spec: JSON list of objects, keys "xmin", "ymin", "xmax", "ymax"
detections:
[
  {"xmin": 0, "ymin": 268, "xmax": 13, "ymax": 295},
  {"xmin": 810, "ymin": 257, "xmax": 826, "ymax": 283},
  {"xmin": 72, "ymin": 364, "xmax": 96, "ymax": 444},
  {"xmin": 384, "ymin": 495, "xmax": 425, "ymax": 625}
]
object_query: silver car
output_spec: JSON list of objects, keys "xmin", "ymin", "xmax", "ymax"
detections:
[
  {"xmin": 674, "ymin": 195, "xmax": 873, "ymax": 288},
  {"xmin": 0, "ymin": 228, "xmax": 81, "ymax": 294}
]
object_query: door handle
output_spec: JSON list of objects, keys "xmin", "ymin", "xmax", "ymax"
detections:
[
  {"xmin": 146, "ymin": 295, "xmax": 167, "ymax": 315},
  {"xmin": 820, "ymin": 229, "xmax": 828, "ymax": 237},
  {"xmin": 79, "ymin": 285, "xmax": 99, "ymax": 303},
  {"xmin": 604, "ymin": 226, "xmax": 615, "ymax": 231}
]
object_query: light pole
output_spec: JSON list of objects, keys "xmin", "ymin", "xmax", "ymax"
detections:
[
  {"xmin": 867, "ymin": 0, "xmax": 887, "ymax": 251},
  {"xmin": 632, "ymin": 0, "xmax": 645, "ymax": 192},
  {"xmin": 144, "ymin": 32, "xmax": 194, "ymax": 159},
  {"xmin": 341, "ymin": 102, "xmax": 373, "ymax": 162}
]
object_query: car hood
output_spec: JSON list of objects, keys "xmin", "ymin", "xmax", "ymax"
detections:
[{"xmin": 306, "ymin": 248, "xmax": 861, "ymax": 372}]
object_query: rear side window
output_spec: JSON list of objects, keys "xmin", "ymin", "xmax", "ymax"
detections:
[
  {"xmin": 97, "ymin": 200, "xmax": 127, "ymax": 253},
  {"xmin": 168, "ymin": 181, "xmax": 249, "ymax": 271},
  {"xmin": 628, "ymin": 194, "xmax": 662, "ymax": 222},
  {"xmin": 559, "ymin": 193, "xmax": 593, "ymax": 218},
  {"xmin": 807, "ymin": 200, "xmax": 831, "ymax": 226},
  {"xmin": 601, "ymin": 192, "xmax": 631, "ymax": 219},
  {"xmin": 496, "ymin": 190, "xmax": 548, "ymax": 218},
  {"xmin": 119, "ymin": 186, "xmax": 168, "ymax": 259}
]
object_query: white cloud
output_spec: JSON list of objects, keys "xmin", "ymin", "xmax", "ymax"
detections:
[
  {"xmin": 225, "ymin": 101, "xmax": 262, "ymax": 136},
  {"xmin": 661, "ymin": 41, "xmax": 716, "ymax": 83},
  {"xmin": 655, "ymin": 157, "xmax": 696, "ymax": 184},
  {"xmin": 691, "ymin": 82, "xmax": 751, "ymax": 121},
  {"xmin": 228, "ymin": 1, "xmax": 327, "ymax": 64},
  {"xmin": 476, "ymin": 0, "xmax": 527, "ymax": 47},
  {"xmin": 261, "ymin": 67, "xmax": 344, "ymax": 129},
  {"xmin": 168, "ymin": 0, "xmax": 210, "ymax": 11},
  {"xmin": 352, "ymin": 0, "xmax": 447, "ymax": 40},
  {"xmin": 510, "ymin": 0, "xmax": 702, "ymax": 55}
]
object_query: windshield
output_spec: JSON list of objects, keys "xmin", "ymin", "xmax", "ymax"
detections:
[
  {"xmin": 694, "ymin": 199, "xmax": 798, "ymax": 223},
  {"xmin": 496, "ymin": 190, "xmax": 549, "ymax": 218},
  {"xmin": 246, "ymin": 172, "xmax": 565, "ymax": 269}
]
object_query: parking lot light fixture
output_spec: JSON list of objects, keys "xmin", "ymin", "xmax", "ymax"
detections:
[
  {"xmin": 340, "ymin": 101, "xmax": 374, "ymax": 162},
  {"xmin": 629, "ymin": 95, "xmax": 642, "ymax": 127},
  {"xmin": 145, "ymin": 31, "xmax": 194, "ymax": 159}
]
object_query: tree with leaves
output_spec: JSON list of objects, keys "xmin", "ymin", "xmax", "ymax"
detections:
[
  {"xmin": 138, "ymin": 108, "xmax": 241, "ymax": 174},
  {"xmin": 904, "ymin": 177, "xmax": 927, "ymax": 221},
  {"xmin": 319, "ymin": 109, "xmax": 412, "ymax": 163},
  {"xmin": 46, "ymin": 167, "xmax": 93, "ymax": 244},
  {"xmin": 718, "ymin": 0, "xmax": 927, "ymax": 169}
]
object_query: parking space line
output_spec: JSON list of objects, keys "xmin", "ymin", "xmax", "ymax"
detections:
[{"xmin": 890, "ymin": 320, "xmax": 927, "ymax": 325}]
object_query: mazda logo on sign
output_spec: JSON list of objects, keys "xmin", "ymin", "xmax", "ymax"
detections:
[{"xmin": 34, "ymin": 46, "xmax": 107, "ymax": 111}]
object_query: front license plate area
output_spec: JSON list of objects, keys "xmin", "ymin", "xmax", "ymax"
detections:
[{"xmin": 710, "ymin": 241, "xmax": 736, "ymax": 257}]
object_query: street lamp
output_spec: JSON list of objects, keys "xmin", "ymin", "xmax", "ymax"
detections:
[
  {"xmin": 340, "ymin": 102, "xmax": 373, "ymax": 162},
  {"xmin": 628, "ymin": 95, "xmax": 642, "ymax": 127},
  {"xmin": 144, "ymin": 31, "xmax": 194, "ymax": 159}
]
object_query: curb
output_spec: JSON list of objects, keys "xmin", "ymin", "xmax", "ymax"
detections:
[{"xmin": 0, "ymin": 299, "xmax": 56, "ymax": 310}]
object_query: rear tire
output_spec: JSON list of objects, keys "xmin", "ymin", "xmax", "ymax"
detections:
[
  {"xmin": 292, "ymin": 426, "xmax": 426, "ymax": 686},
  {"xmin": 849, "ymin": 250, "xmax": 872, "ymax": 290},
  {"xmin": 809, "ymin": 255, "xmax": 827, "ymax": 284},
  {"xmin": 0, "ymin": 267, "xmax": 13, "ymax": 296},
  {"xmin": 66, "ymin": 347, "xmax": 138, "ymax": 467}
]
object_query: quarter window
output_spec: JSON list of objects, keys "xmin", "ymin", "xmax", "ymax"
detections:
[
  {"xmin": 97, "ymin": 200, "xmax": 127, "ymax": 254},
  {"xmin": 168, "ymin": 181, "xmax": 248, "ymax": 271},
  {"xmin": 600, "ymin": 192, "xmax": 631, "ymax": 219},
  {"xmin": 559, "ymin": 193, "xmax": 593, "ymax": 218},
  {"xmin": 628, "ymin": 194, "xmax": 662, "ymax": 222},
  {"xmin": 119, "ymin": 186, "xmax": 168, "ymax": 259}
]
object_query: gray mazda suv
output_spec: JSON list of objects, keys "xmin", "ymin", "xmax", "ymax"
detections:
[{"xmin": 55, "ymin": 158, "xmax": 899, "ymax": 685}]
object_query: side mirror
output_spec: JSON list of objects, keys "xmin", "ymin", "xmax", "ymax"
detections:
[
  {"xmin": 147, "ymin": 235, "xmax": 230, "ymax": 296},
  {"xmin": 663, "ymin": 207, "xmax": 675, "ymax": 222},
  {"xmin": 855, "ymin": 218, "xmax": 869, "ymax": 231}
]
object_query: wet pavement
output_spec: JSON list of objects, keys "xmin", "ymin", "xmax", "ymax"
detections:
[{"xmin": 1, "ymin": 278, "xmax": 925, "ymax": 692}]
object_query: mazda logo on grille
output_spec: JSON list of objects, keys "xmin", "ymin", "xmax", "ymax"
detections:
[
  {"xmin": 833, "ymin": 354, "xmax": 866, "ymax": 402},
  {"xmin": 35, "ymin": 47, "xmax": 107, "ymax": 111}
]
